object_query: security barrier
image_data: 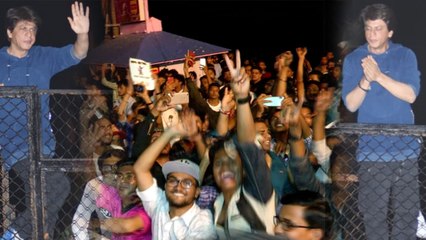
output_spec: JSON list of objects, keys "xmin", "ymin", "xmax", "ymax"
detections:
[{"xmin": 1, "ymin": 87, "xmax": 425, "ymax": 239}]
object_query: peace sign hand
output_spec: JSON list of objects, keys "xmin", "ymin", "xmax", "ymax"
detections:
[{"xmin": 223, "ymin": 50, "xmax": 250, "ymax": 99}]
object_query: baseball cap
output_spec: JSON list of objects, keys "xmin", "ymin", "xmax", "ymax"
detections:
[{"xmin": 162, "ymin": 159, "xmax": 200, "ymax": 184}]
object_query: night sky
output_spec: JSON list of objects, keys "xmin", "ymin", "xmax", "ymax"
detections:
[{"xmin": 1, "ymin": 0, "xmax": 426, "ymax": 123}]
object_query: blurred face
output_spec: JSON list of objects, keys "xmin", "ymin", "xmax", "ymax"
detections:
[
  {"xmin": 165, "ymin": 172, "xmax": 200, "ymax": 208},
  {"xmin": 213, "ymin": 148, "xmax": 243, "ymax": 194},
  {"xmin": 255, "ymin": 122, "xmax": 272, "ymax": 151},
  {"xmin": 270, "ymin": 111, "xmax": 288, "ymax": 132},
  {"xmin": 251, "ymin": 69, "xmax": 262, "ymax": 82},
  {"xmin": 320, "ymin": 56, "xmax": 328, "ymax": 65},
  {"xmin": 97, "ymin": 118, "xmax": 113, "ymax": 145},
  {"xmin": 116, "ymin": 165, "xmax": 137, "ymax": 198},
  {"xmin": 300, "ymin": 107, "xmax": 313, "ymax": 127},
  {"xmin": 258, "ymin": 61, "xmax": 267, "ymax": 71},
  {"xmin": 306, "ymin": 83, "xmax": 320, "ymax": 101},
  {"xmin": 101, "ymin": 155, "xmax": 121, "ymax": 186},
  {"xmin": 244, "ymin": 65, "xmax": 252, "ymax": 78},
  {"xmin": 201, "ymin": 77, "xmax": 209, "ymax": 89},
  {"xmin": 264, "ymin": 79, "xmax": 274, "ymax": 94},
  {"xmin": 275, "ymin": 205, "xmax": 321, "ymax": 240},
  {"xmin": 7, "ymin": 20, "xmax": 37, "ymax": 54},
  {"xmin": 332, "ymin": 66, "xmax": 341, "ymax": 80},
  {"xmin": 207, "ymin": 68, "xmax": 216, "ymax": 79},
  {"xmin": 223, "ymin": 70, "xmax": 233, "ymax": 82},
  {"xmin": 364, "ymin": 19, "xmax": 393, "ymax": 54},
  {"xmin": 208, "ymin": 85, "xmax": 220, "ymax": 100},
  {"xmin": 118, "ymin": 84, "xmax": 127, "ymax": 96}
]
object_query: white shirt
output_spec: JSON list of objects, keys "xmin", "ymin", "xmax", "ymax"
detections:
[{"xmin": 136, "ymin": 179, "xmax": 217, "ymax": 240}]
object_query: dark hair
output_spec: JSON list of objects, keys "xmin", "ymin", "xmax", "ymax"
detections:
[
  {"xmin": 6, "ymin": 6, "xmax": 41, "ymax": 32},
  {"xmin": 97, "ymin": 148, "xmax": 127, "ymax": 171},
  {"xmin": 116, "ymin": 158, "xmax": 135, "ymax": 169},
  {"xmin": 208, "ymin": 82, "xmax": 221, "ymax": 91},
  {"xmin": 117, "ymin": 78, "xmax": 129, "ymax": 87},
  {"xmin": 174, "ymin": 73, "xmax": 185, "ymax": 85},
  {"xmin": 189, "ymin": 71, "xmax": 197, "ymax": 80},
  {"xmin": 280, "ymin": 190, "xmax": 334, "ymax": 239},
  {"xmin": 360, "ymin": 3, "xmax": 396, "ymax": 31}
]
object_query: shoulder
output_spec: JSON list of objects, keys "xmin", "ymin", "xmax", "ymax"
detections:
[
  {"xmin": 345, "ymin": 44, "xmax": 368, "ymax": 61},
  {"xmin": 389, "ymin": 42, "xmax": 417, "ymax": 57}
]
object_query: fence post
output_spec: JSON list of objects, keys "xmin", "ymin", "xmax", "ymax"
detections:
[{"xmin": 28, "ymin": 88, "xmax": 44, "ymax": 240}]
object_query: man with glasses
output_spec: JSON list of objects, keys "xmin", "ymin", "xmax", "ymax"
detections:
[
  {"xmin": 72, "ymin": 148, "xmax": 126, "ymax": 240},
  {"xmin": 274, "ymin": 190, "xmax": 334, "ymax": 240},
  {"xmin": 98, "ymin": 158, "xmax": 152, "ymax": 239},
  {"xmin": 134, "ymin": 102, "xmax": 217, "ymax": 239}
]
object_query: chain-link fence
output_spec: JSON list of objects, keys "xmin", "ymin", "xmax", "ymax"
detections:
[
  {"xmin": 1, "ymin": 87, "xmax": 96, "ymax": 239},
  {"xmin": 1, "ymin": 87, "xmax": 426, "ymax": 239}
]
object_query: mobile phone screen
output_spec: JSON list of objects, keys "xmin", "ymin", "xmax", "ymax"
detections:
[{"xmin": 199, "ymin": 58, "xmax": 206, "ymax": 69}]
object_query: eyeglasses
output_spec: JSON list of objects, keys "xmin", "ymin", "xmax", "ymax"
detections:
[
  {"xmin": 101, "ymin": 164, "xmax": 117, "ymax": 174},
  {"xmin": 273, "ymin": 216, "xmax": 315, "ymax": 230},
  {"xmin": 166, "ymin": 177, "xmax": 195, "ymax": 189},
  {"xmin": 117, "ymin": 172, "xmax": 135, "ymax": 182}
]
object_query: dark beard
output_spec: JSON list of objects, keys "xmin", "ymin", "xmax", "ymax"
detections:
[{"xmin": 166, "ymin": 192, "xmax": 194, "ymax": 208}]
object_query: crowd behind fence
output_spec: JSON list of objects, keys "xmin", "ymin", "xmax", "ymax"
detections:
[{"xmin": 1, "ymin": 87, "xmax": 426, "ymax": 239}]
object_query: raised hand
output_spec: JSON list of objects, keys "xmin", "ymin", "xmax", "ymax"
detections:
[
  {"xmin": 221, "ymin": 87, "xmax": 236, "ymax": 112},
  {"xmin": 68, "ymin": 1, "xmax": 90, "ymax": 35},
  {"xmin": 173, "ymin": 108, "xmax": 199, "ymax": 138},
  {"xmin": 279, "ymin": 96, "xmax": 303, "ymax": 128},
  {"xmin": 296, "ymin": 47, "xmax": 308, "ymax": 59},
  {"xmin": 274, "ymin": 51, "xmax": 293, "ymax": 71},
  {"xmin": 314, "ymin": 89, "xmax": 333, "ymax": 113},
  {"xmin": 223, "ymin": 50, "xmax": 250, "ymax": 99}
]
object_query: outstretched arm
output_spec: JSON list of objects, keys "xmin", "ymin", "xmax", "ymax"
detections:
[
  {"xmin": 134, "ymin": 107, "xmax": 199, "ymax": 191},
  {"xmin": 224, "ymin": 50, "xmax": 255, "ymax": 143},
  {"xmin": 68, "ymin": 1, "xmax": 90, "ymax": 59}
]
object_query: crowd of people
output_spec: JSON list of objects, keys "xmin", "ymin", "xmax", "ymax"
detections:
[{"xmin": 1, "ymin": 2, "xmax": 424, "ymax": 240}]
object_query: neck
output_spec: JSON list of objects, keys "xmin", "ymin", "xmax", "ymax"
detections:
[
  {"xmin": 207, "ymin": 98, "xmax": 220, "ymax": 105},
  {"xmin": 368, "ymin": 42, "xmax": 389, "ymax": 54},
  {"xmin": 222, "ymin": 189, "xmax": 235, "ymax": 203},
  {"xmin": 169, "ymin": 202, "xmax": 194, "ymax": 219},
  {"xmin": 8, "ymin": 46, "xmax": 28, "ymax": 58}
]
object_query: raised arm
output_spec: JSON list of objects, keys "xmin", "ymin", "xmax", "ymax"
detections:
[
  {"xmin": 68, "ymin": 1, "xmax": 90, "ymax": 59},
  {"xmin": 224, "ymin": 50, "xmax": 255, "ymax": 143},
  {"xmin": 216, "ymin": 86, "xmax": 235, "ymax": 136},
  {"xmin": 273, "ymin": 51, "xmax": 293, "ymax": 97},
  {"xmin": 286, "ymin": 103, "xmax": 324, "ymax": 194},
  {"xmin": 295, "ymin": 47, "xmax": 307, "ymax": 102},
  {"xmin": 134, "ymin": 107, "xmax": 198, "ymax": 191}
]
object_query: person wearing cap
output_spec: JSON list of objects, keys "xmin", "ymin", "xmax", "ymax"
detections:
[{"xmin": 134, "ymin": 102, "xmax": 217, "ymax": 239}]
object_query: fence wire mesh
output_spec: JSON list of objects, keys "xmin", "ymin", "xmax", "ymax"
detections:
[{"xmin": 1, "ymin": 87, "xmax": 426, "ymax": 239}]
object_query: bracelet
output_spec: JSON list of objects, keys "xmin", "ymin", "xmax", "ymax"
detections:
[
  {"xmin": 237, "ymin": 95, "xmax": 250, "ymax": 104},
  {"xmin": 358, "ymin": 81, "xmax": 370, "ymax": 92},
  {"xmin": 219, "ymin": 108, "xmax": 231, "ymax": 116}
]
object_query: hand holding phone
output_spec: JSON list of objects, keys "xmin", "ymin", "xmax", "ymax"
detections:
[
  {"xmin": 263, "ymin": 96, "xmax": 284, "ymax": 107},
  {"xmin": 169, "ymin": 92, "xmax": 189, "ymax": 105},
  {"xmin": 199, "ymin": 58, "xmax": 206, "ymax": 69},
  {"xmin": 187, "ymin": 50, "xmax": 196, "ymax": 67}
]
